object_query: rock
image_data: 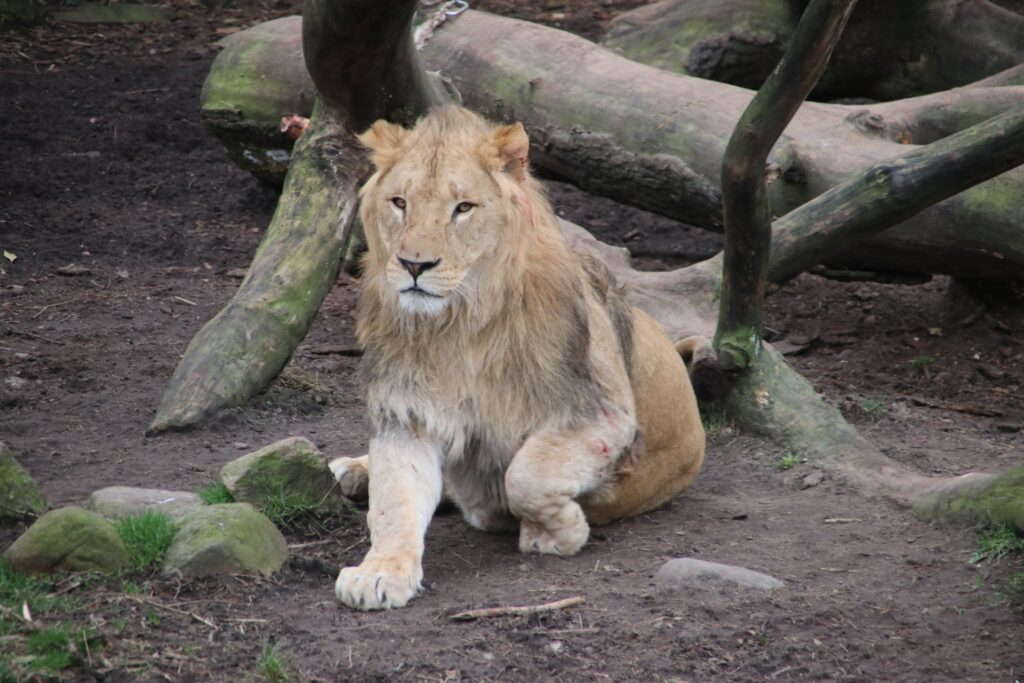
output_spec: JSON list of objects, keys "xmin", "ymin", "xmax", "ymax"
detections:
[
  {"xmin": 654, "ymin": 558, "xmax": 785, "ymax": 592},
  {"xmin": 801, "ymin": 470, "xmax": 825, "ymax": 489},
  {"xmin": 163, "ymin": 503, "xmax": 288, "ymax": 577},
  {"xmin": 0, "ymin": 443, "xmax": 47, "ymax": 521},
  {"xmin": 220, "ymin": 436, "xmax": 347, "ymax": 519},
  {"xmin": 87, "ymin": 486, "xmax": 202, "ymax": 522},
  {"xmin": 976, "ymin": 363, "xmax": 1006, "ymax": 380},
  {"xmin": 3, "ymin": 507, "xmax": 128, "ymax": 574}
]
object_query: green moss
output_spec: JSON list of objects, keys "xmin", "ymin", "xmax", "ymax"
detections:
[
  {"xmin": 914, "ymin": 463, "xmax": 1024, "ymax": 532},
  {"xmin": 163, "ymin": 504, "xmax": 288, "ymax": 577},
  {"xmin": 3, "ymin": 507, "xmax": 129, "ymax": 575},
  {"xmin": 0, "ymin": 444, "xmax": 47, "ymax": 521}
]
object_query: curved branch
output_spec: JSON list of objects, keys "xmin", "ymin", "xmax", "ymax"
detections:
[
  {"xmin": 152, "ymin": 0, "xmax": 441, "ymax": 431},
  {"xmin": 769, "ymin": 108, "xmax": 1024, "ymax": 283},
  {"xmin": 716, "ymin": 0, "xmax": 856, "ymax": 370}
]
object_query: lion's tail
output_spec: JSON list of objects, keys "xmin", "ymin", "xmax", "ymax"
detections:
[{"xmin": 674, "ymin": 336, "xmax": 728, "ymax": 403}]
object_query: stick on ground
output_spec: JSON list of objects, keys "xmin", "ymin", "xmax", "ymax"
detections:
[{"xmin": 449, "ymin": 596, "xmax": 585, "ymax": 622}]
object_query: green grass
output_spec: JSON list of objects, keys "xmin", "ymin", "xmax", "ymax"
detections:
[
  {"xmin": 776, "ymin": 453, "xmax": 800, "ymax": 471},
  {"xmin": 970, "ymin": 524, "xmax": 1024, "ymax": 565},
  {"xmin": 909, "ymin": 355, "xmax": 936, "ymax": 379},
  {"xmin": 259, "ymin": 484, "xmax": 322, "ymax": 529},
  {"xmin": 699, "ymin": 404, "xmax": 730, "ymax": 436},
  {"xmin": 115, "ymin": 510, "xmax": 178, "ymax": 571},
  {"xmin": 0, "ymin": 563, "xmax": 100, "ymax": 678},
  {"xmin": 197, "ymin": 481, "xmax": 235, "ymax": 505},
  {"xmin": 257, "ymin": 640, "xmax": 293, "ymax": 683},
  {"xmin": 1005, "ymin": 573, "xmax": 1024, "ymax": 610},
  {"xmin": 971, "ymin": 525, "xmax": 1024, "ymax": 612},
  {"xmin": 0, "ymin": 562, "xmax": 61, "ymax": 635},
  {"xmin": 25, "ymin": 624, "xmax": 101, "ymax": 672},
  {"xmin": 857, "ymin": 397, "xmax": 887, "ymax": 420}
]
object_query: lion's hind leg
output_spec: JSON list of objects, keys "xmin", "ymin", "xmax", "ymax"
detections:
[
  {"xmin": 505, "ymin": 409, "xmax": 636, "ymax": 556},
  {"xmin": 329, "ymin": 455, "xmax": 369, "ymax": 501}
]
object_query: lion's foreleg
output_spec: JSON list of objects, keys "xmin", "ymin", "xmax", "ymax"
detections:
[
  {"xmin": 335, "ymin": 432, "xmax": 443, "ymax": 610},
  {"xmin": 505, "ymin": 412, "xmax": 635, "ymax": 556}
]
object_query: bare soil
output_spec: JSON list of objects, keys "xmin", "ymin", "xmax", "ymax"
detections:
[{"xmin": 1, "ymin": 2, "xmax": 1023, "ymax": 681}]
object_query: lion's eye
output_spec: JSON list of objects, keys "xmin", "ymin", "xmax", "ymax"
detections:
[
  {"xmin": 391, "ymin": 197, "xmax": 407, "ymax": 210},
  {"xmin": 454, "ymin": 202, "xmax": 476, "ymax": 215}
]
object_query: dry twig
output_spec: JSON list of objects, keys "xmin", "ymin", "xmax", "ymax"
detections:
[{"xmin": 449, "ymin": 596, "xmax": 585, "ymax": 622}]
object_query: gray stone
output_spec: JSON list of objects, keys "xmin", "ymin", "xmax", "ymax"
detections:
[
  {"xmin": 87, "ymin": 486, "xmax": 202, "ymax": 522},
  {"xmin": 220, "ymin": 436, "xmax": 347, "ymax": 519},
  {"xmin": 3, "ymin": 506, "xmax": 128, "ymax": 574},
  {"xmin": 0, "ymin": 442, "xmax": 47, "ymax": 521},
  {"xmin": 163, "ymin": 503, "xmax": 288, "ymax": 577},
  {"xmin": 800, "ymin": 470, "xmax": 825, "ymax": 489},
  {"xmin": 654, "ymin": 558, "xmax": 785, "ymax": 592}
]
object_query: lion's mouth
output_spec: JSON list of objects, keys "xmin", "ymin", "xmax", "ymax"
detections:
[{"xmin": 401, "ymin": 285, "xmax": 443, "ymax": 299}]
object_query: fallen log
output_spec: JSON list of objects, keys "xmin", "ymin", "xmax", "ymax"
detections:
[
  {"xmin": 198, "ymin": 12, "xmax": 1024, "ymax": 281},
  {"xmin": 603, "ymin": 0, "xmax": 1024, "ymax": 101}
]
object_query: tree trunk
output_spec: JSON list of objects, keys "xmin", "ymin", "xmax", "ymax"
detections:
[
  {"xmin": 198, "ymin": 11, "xmax": 1024, "ymax": 282},
  {"xmin": 149, "ymin": 0, "xmax": 441, "ymax": 432},
  {"xmin": 715, "ymin": 0, "xmax": 856, "ymax": 371},
  {"xmin": 603, "ymin": 0, "xmax": 1024, "ymax": 101}
]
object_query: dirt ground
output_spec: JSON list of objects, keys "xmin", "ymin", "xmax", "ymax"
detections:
[{"xmin": 2, "ymin": 1, "xmax": 1023, "ymax": 681}]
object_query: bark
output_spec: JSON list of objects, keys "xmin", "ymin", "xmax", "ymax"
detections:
[
  {"xmin": 716, "ymin": 0, "xmax": 856, "ymax": 370},
  {"xmin": 150, "ymin": 0, "xmax": 437, "ymax": 432},
  {"xmin": 603, "ymin": 0, "xmax": 1024, "ymax": 101},
  {"xmin": 200, "ymin": 12, "xmax": 1024, "ymax": 282},
  {"xmin": 149, "ymin": 107, "xmax": 364, "ymax": 432}
]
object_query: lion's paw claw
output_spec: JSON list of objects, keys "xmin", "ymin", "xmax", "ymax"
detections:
[{"xmin": 335, "ymin": 556, "xmax": 421, "ymax": 610}]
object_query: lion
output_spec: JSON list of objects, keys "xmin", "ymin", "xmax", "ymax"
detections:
[{"xmin": 330, "ymin": 106, "xmax": 715, "ymax": 611}]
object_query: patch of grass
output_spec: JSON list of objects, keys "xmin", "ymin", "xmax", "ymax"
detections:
[
  {"xmin": 909, "ymin": 355, "xmax": 936, "ymax": 379},
  {"xmin": 776, "ymin": 453, "xmax": 800, "ymax": 471},
  {"xmin": 260, "ymin": 484, "xmax": 322, "ymax": 529},
  {"xmin": 0, "ymin": 562, "xmax": 60, "ymax": 635},
  {"xmin": 699, "ymin": 404, "xmax": 730, "ymax": 436},
  {"xmin": 1005, "ymin": 573, "xmax": 1024, "ymax": 610},
  {"xmin": 197, "ymin": 481, "xmax": 234, "ymax": 505},
  {"xmin": 25, "ymin": 623, "xmax": 102, "ymax": 672},
  {"xmin": 115, "ymin": 511, "xmax": 178, "ymax": 571},
  {"xmin": 970, "ymin": 524, "xmax": 1024, "ymax": 565},
  {"xmin": 857, "ymin": 397, "xmax": 887, "ymax": 420},
  {"xmin": 257, "ymin": 640, "xmax": 293, "ymax": 683}
]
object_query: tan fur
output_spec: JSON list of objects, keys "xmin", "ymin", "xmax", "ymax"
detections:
[{"xmin": 333, "ymin": 106, "xmax": 706, "ymax": 610}]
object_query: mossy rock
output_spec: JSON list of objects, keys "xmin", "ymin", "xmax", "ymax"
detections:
[
  {"xmin": 3, "ymin": 506, "xmax": 128, "ymax": 575},
  {"xmin": 220, "ymin": 436, "xmax": 348, "ymax": 520},
  {"xmin": 163, "ymin": 503, "xmax": 288, "ymax": 577},
  {"xmin": 0, "ymin": 443, "xmax": 47, "ymax": 522}
]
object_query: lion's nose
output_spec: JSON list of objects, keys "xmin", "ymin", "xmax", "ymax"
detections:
[{"xmin": 398, "ymin": 257, "xmax": 441, "ymax": 279}]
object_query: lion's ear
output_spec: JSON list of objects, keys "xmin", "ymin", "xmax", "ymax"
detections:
[
  {"xmin": 488, "ymin": 122, "xmax": 530, "ymax": 182},
  {"xmin": 358, "ymin": 119, "xmax": 408, "ymax": 170}
]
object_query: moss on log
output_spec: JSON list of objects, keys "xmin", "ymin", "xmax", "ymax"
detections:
[
  {"xmin": 149, "ymin": 109, "xmax": 364, "ymax": 432},
  {"xmin": 913, "ymin": 464, "xmax": 1024, "ymax": 533}
]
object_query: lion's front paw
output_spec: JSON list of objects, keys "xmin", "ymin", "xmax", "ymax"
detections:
[
  {"xmin": 329, "ymin": 456, "xmax": 369, "ymax": 501},
  {"xmin": 335, "ymin": 554, "xmax": 421, "ymax": 610},
  {"xmin": 518, "ymin": 504, "xmax": 589, "ymax": 556}
]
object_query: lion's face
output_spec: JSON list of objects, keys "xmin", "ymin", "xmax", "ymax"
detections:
[{"xmin": 357, "ymin": 107, "xmax": 530, "ymax": 317}]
